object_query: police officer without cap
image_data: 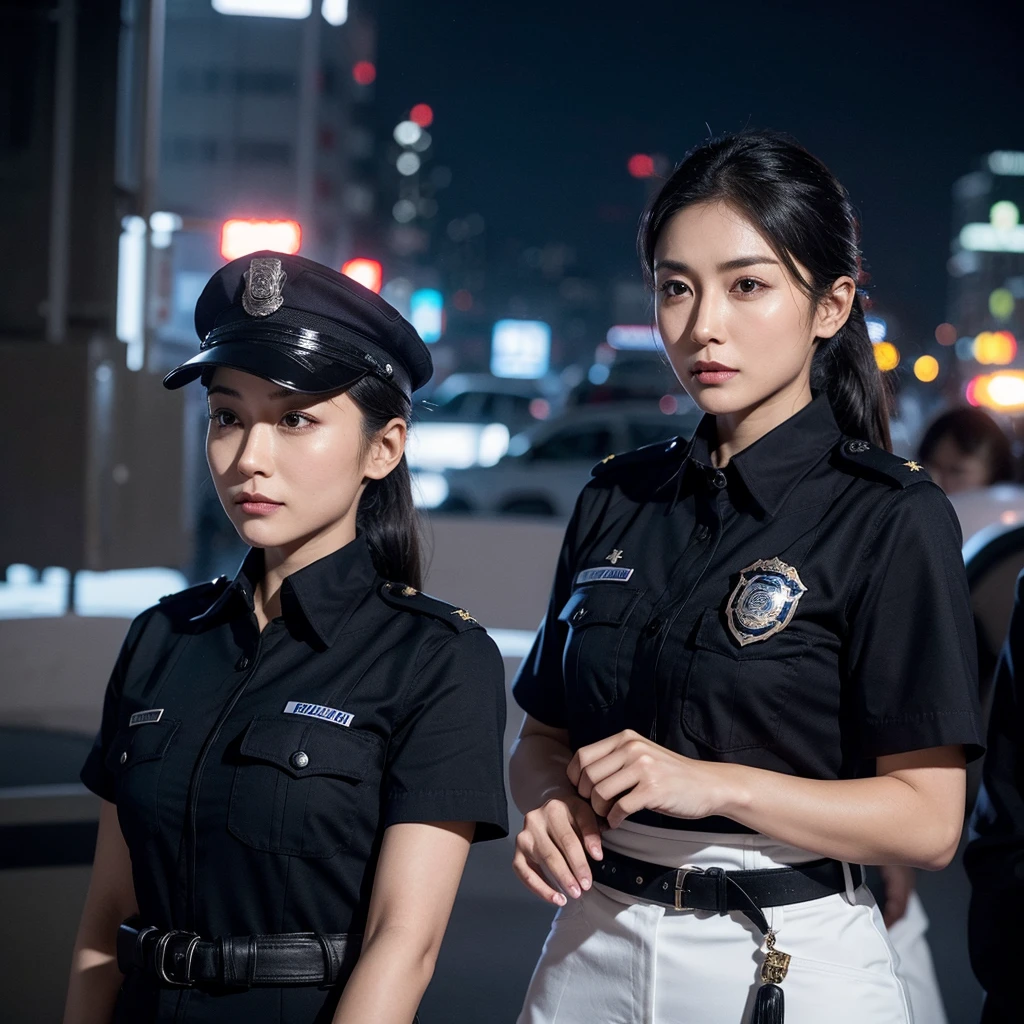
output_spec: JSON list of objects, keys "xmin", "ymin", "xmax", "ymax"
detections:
[
  {"xmin": 510, "ymin": 132, "xmax": 983, "ymax": 1024},
  {"xmin": 64, "ymin": 252, "xmax": 508, "ymax": 1024}
]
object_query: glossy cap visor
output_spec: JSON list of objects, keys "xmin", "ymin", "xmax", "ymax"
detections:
[{"xmin": 162, "ymin": 322, "xmax": 412, "ymax": 396}]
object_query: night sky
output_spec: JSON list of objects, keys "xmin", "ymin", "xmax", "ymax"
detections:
[{"xmin": 375, "ymin": 0, "xmax": 1024, "ymax": 338}]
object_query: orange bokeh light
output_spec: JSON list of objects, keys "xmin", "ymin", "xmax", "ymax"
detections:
[
  {"xmin": 341, "ymin": 258, "xmax": 383, "ymax": 294},
  {"xmin": 220, "ymin": 219, "xmax": 301, "ymax": 262}
]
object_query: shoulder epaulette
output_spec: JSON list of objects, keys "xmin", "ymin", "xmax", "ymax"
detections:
[
  {"xmin": 379, "ymin": 582, "xmax": 483, "ymax": 633},
  {"xmin": 158, "ymin": 576, "xmax": 229, "ymax": 611},
  {"xmin": 590, "ymin": 436, "xmax": 688, "ymax": 478},
  {"xmin": 834, "ymin": 438, "xmax": 933, "ymax": 488}
]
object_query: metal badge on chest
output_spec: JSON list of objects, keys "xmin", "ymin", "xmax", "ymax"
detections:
[{"xmin": 726, "ymin": 558, "xmax": 807, "ymax": 646}]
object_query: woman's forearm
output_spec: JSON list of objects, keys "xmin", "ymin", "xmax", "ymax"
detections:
[
  {"xmin": 330, "ymin": 924, "xmax": 439, "ymax": 1024},
  {"xmin": 713, "ymin": 758, "xmax": 965, "ymax": 870},
  {"xmin": 63, "ymin": 934, "xmax": 122, "ymax": 1024},
  {"xmin": 509, "ymin": 730, "xmax": 575, "ymax": 815}
]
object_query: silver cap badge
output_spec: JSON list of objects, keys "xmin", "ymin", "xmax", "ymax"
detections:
[
  {"xmin": 242, "ymin": 257, "xmax": 286, "ymax": 317},
  {"xmin": 725, "ymin": 557, "xmax": 807, "ymax": 646}
]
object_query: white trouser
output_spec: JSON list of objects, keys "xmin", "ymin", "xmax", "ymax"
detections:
[
  {"xmin": 888, "ymin": 891, "xmax": 947, "ymax": 1024},
  {"xmin": 517, "ymin": 821, "xmax": 914, "ymax": 1024}
]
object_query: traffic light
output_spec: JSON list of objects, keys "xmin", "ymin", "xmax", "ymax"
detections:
[
  {"xmin": 220, "ymin": 219, "xmax": 301, "ymax": 261},
  {"xmin": 341, "ymin": 258, "xmax": 383, "ymax": 294}
]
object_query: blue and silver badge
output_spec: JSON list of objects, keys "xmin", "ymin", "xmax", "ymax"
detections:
[{"xmin": 725, "ymin": 558, "xmax": 807, "ymax": 646}]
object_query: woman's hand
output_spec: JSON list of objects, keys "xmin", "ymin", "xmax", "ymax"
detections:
[
  {"xmin": 879, "ymin": 863, "xmax": 916, "ymax": 928},
  {"xmin": 513, "ymin": 793, "xmax": 604, "ymax": 906},
  {"xmin": 568, "ymin": 729, "xmax": 727, "ymax": 828}
]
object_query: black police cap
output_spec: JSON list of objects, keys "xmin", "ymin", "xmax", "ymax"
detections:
[{"xmin": 163, "ymin": 251, "xmax": 432, "ymax": 398}]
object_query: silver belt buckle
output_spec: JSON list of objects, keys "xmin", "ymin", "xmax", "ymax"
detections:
[
  {"xmin": 154, "ymin": 930, "xmax": 200, "ymax": 987},
  {"xmin": 674, "ymin": 865, "xmax": 703, "ymax": 910}
]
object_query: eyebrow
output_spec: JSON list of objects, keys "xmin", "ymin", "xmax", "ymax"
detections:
[
  {"xmin": 654, "ymin": 256, "xmax": 781, "ymax": 274},
  {"xmin": 206, "ymin": 385, "xmax": 298, "ymax": 401}
]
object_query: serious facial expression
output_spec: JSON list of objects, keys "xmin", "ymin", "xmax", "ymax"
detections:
[
  {"xmin": 654, "ymin": 201, "xmax": 827, "ymax": 420},
  {"xmin": 205, "ymin": 368, "xmax": 370, "ymax": 555}
]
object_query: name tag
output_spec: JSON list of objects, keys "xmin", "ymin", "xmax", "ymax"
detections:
[
  {"xmin": 128, "ymin": 708, "xmax": 164, "ymax": 727},
  {"xmin": 574, "ymin": 567, "xmax": 635, "ymax": 585},
  {"xmin": 283, "ymin": 701, "xmax": 354, "ymax": 727}
]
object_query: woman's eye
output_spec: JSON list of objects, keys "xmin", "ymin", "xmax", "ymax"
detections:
[
  {"xmin": 659, "ymin": 280, "xmax": 689, "ymax": 298},
  {"xmin": 209, "ymin": 409, "xmax": 238, "ymax": 428},
  {"xmin": 282, "ymin": 411, "xmax": 313, "ymax": 429},
  {"xmin": 735, "ymin": 278, "xmax": 763, "ymax": 294}
]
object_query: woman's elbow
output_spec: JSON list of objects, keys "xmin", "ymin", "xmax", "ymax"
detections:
[{"xmin": 912, "ymin": 815, "xmax": 964, "ymax": 871}]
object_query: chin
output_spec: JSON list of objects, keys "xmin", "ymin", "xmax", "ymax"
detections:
[
  {"xmin": 684, "ymin": 383, "xmax": 753, "ymax": 417},
  {"xmin": 228, "ymin": 515, "xmax": 301, "ymax": 551}
]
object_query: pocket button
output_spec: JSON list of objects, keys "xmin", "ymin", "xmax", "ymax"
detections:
[
  {"xmin": 571, "ymin": 607, "xmax": 589, "ymax": 625},
  {"xmin": 119, "ymin": 751, "xmax": 128, "ymax": 764},
  {"xmin": 290, "ymin": 750, "xmax": 309, "ymax": 769}
]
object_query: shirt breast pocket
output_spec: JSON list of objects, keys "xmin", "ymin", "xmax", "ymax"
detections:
[
  {"xmin": 558, "ymin": 586, "xmax": 645, "ymax": 709},
  {"xmin": 104, "ymin": 719, "xmax": 181, "ymax": 841},
  {"xmin": 681, "ymin": 608, "xmax": 808, "ymax": 753},
  {"xmin": 228, "ymin": 716, "xmax": 384, "ymax": 858}
]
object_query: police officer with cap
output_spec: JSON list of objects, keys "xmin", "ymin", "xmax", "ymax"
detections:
[{"xmin": 65, "ymin": 252, "xmax": 508, "ymax": 1024}]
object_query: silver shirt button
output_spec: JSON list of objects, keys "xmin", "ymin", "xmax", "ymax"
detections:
[
  {"xmin": 290, "ymin": 751, "xmax": 309, "ymax": 769},
  {"xmin": 119, "ymin": 751, "xmax": 128, "ymax": 764}
]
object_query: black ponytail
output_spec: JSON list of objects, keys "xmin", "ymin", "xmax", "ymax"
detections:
[
  {"xmin": 347, "ymin": 375, "xmax": 423, "ymax": 590},
  {"xmin": 811, "ymin": 294, "xmax": 891, "ymax": 450},
  {"xmin": 639, "ymin": 129, "xmax": 891, "ymax": 450}
]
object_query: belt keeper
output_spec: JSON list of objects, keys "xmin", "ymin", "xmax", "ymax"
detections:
[
  {"xmin": 706, "ymin": 866, "xmax": 729, "ymax": 916},
  {"xmin": 133, "ymin": 923, "xmax": 159, "ymax": 971},
  {"xmin": 315, "ymin": 933, "xmax": 335, "ymax": 984}
]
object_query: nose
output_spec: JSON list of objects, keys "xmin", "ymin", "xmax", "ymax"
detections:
[
  {"xmin": 690, "ymin": 294, "xmax": 727, "ymax": 348},
  {"xmin": 236, "ymin": 422, "xmax": 275, "ymax": 479}
]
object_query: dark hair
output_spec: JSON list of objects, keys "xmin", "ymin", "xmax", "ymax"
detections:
[
  {"xmin": 347, "ymin": 375, "xmax": 423, "ymax": 590},
  {"xmin": 918, "ymin": 407, "xmax": 1014, "ymax": 485},
  {"xmin": 638, "ymin": 129, "xmax": 891, "ymax": 450}
]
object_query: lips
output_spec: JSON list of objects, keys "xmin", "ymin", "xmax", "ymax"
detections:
[
  {"xmin": 691, "ymin": 361, "xmax": 738, "ymax": 385},
  {"xmin": 236, "ymin": 493, "xmax": 283, "ymax": 515}
]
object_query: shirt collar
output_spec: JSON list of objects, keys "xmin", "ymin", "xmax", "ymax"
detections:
[
  {"xmin": 687, "ymin": 394, "xmax": 842, "ymax": 516},
  {"xmin": 193, "ymin": 535, "xmax": 379, "ymax": 647}
]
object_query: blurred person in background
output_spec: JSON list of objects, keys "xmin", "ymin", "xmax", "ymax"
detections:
[
  {"xmin": 918, "ymin": 407, "xmax": 1014, "ymax": 496},
  {"xmin": 509, "ymin": 130, "xmax": 981, "ymax": 1024},
  {"xmin": 62, "ymin": 254, "xmax": 508, "ymax": 1024},
  {"xmin": 965, "ymin": 570, "xmax": 1024, "ymax": 1024},
  {"xmin": 878, "ymin": 404, "xmax": 1019, "ymax": 1015}
]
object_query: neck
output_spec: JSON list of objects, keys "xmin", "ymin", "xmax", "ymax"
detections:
[
  {"xmin": 253, "ymin": 516, "xmax": 358, "ymax": 628},
  {"xmin": 711, "ymin": 380, "xmax": 813, "ymax": 468}
]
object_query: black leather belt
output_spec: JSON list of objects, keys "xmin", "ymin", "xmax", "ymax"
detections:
[
  {"xmin": 589, "ymin": 847, "xmax": 863, "ymax": 935},
  {"xmin": 117, "ymin": 917, "xmax": 362, "ymax": 989}
]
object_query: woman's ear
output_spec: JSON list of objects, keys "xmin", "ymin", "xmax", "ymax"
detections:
[
  {"xmin": 363, "ymin": 418, "xmax": 407, "ymax": 481},
  {"xmin": 815, "ymin": 275, "xmax": 857, "ymax": 340}
]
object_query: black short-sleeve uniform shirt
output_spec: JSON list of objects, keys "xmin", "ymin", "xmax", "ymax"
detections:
[
  {"xmin": 81, "ymin": 536, "xmax": 508, "ymax": 1023},
  {"xmin": 513, "ymin": 395, "xmax": 983, "ymax": 832}
]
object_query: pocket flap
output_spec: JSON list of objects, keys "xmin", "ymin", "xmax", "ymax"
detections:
[
  {"xmin": 238, "ymin": 716, "xmax": 380, "ymax": 781},
  {"xmin": 692, "ymin": 607, "xmax": 806, "ymax": 660},
  {"xmin": 105, "ymin": 719, "xmax": 180, "ymax": 772},
  {"xmin": 558, "ymin": 586, "xmax": 642, "ymax": 628}
]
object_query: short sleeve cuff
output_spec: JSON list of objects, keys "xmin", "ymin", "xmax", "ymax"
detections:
[
  {"xmin": 511, "ymin": 677, "xmax": 568, "ymax": 729},
  {"xmin": 384, "ymin": 789, "xmax": 509, "ymax": 842},
  {"xmin": 80, "ymin": 749, "xmax": 116, "ymax": 804},
  {"xmin": 860, "ymin": 710, "xmax": 985, "ymax": 764}
]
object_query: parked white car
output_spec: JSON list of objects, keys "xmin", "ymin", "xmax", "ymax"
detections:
[{"xmin": 435, "ymin": 403, "xmax": 702, "ymax": 518}]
